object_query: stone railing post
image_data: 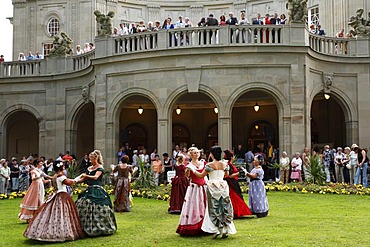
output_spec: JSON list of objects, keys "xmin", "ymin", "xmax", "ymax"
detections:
[
  {"xmin": 285, "ymin": 23, "xmax": 306, "ymax": 46},
  {"xmin": 218, "ymin": 26, "xmax": 229, "ymax": 45},
  {"xmin": 352, "ymin": 35, "xmax": 370, "ymax": 57},
  {"xmin": 157, "ymin": 30, "xmax": 168, "ymax": 49},
  {"xmin": 95, "ymin": 36, "xmax": 113, "ymax": 58}
]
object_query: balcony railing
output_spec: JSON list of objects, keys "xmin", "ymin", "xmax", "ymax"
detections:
[
  {"xmin": 308, "ymin": 33, "xmax": 350, "ymax": 56},
  {"xmin": 0, "ymin": 50, "xmax": 95, "ymax": 78},
  {"xmin": 108, "ymin": 25, "xmax": 303, "ymax": 56}
]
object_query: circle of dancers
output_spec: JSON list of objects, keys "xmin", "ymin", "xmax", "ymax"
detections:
[{"xmin": 17, "ymin": 146, "xmax": 268, "ymax": 242}]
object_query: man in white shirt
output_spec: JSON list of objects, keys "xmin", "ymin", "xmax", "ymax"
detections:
[{"xmin": 119, "ymin": 23, "xmax": 128, "ymax": 35}]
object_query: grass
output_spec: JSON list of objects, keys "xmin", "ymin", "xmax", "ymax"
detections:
[{"xmin": 1, "ymin": 192, "xmax": 370, "ymax": 246}]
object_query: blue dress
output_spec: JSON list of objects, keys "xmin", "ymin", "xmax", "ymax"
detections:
[{"xmin": 248, "ymin": 166, "xmax": 269, "ymax": 217}]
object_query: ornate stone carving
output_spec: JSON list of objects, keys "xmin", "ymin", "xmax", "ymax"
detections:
[
  {"xmin": 323, "ymin": 73, "xmax": 333, "ymax": 92},
  {"xmin": 94, "ymin": 10, "xmax": 115, "ymax": 37},
  {"xmin": 82, "ymin": 86, "xmax": 90, "ymax": 102},
  {"xmin": 348, "ymin": 8, "xmax": 370, "ymax": 37},
  {"xmin": 49, "ymin": 32, "xmax": 73, "ymax": 56},
  {"xmin": 286, "ymin": 0, "xmax": 307, "ymax": 23}
]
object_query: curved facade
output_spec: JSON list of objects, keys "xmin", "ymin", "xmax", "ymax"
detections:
[{"xmin": 2, "ymin": 0, "xmax": 370, "ymax": 165}]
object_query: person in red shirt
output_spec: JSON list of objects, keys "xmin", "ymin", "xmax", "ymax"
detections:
[
  {"xmin": 263, "ymin": 14, "xmax": 271, "ymax": 43},
  {"xmin": 0, "ymin": 55, "xmax": 4, "ymax": 63},
  {"xmin": 62, "ymin": 151, "xmax": 73, "ymax": 163}
]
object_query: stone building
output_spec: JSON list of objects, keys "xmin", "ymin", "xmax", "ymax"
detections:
[{"xmin": 1, "ymin": 0, "xmax": 370, "ymax": 165}]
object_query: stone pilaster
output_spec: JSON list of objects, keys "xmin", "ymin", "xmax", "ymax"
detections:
[
  {"xmin": 190, "ymin": 5, "xmax": 203, "ymax": 25},
  {"xmin": 218, "ymin": 116, "xmax": 232, "ymax": 151},
  {"xmin": 158, "ymin": 119, "xmax": 170, "ymax": 157},
  {"xmin": 148, "ymin": 4, "xmax": 161, "ymax": 22}
]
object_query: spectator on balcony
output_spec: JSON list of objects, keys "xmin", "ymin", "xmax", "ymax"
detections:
[
  {"xmin": 219, "ymin": 15, "xmax": 227, "ymax": 26},
  {"xmin": 129, "ymin": 23, "xmax": 137, "ymax": 34},
  {"xmin": 0, "ymin": 55, "xmax": 4, "ymax": 63},
  {"xmin": 280, "ymin": 14, "xmax": 288, "ymax": 24},
  {"xmin": 26, "ymin": 51, "xmax": 35, "ymax": 61},
  {"xmin": 137, "ymin": 20, "xmax": 147, "ymax": 33},
  {"xmin": 163, "ymin": 18, "xmax": 176, "ymax": 46},
  {"xmin": 75, "ymin": 45, "xmax": 84, "ymax": 55},
  {"xmin": 153, "ymin": 20, "xmax": 162, "ymax": 31},
  {"xmin": 119, "ymin": 23, "xmax": 128, "ymax": 35},
  {"xmin": 270, "ymin": 13, "xmax": 281, "ymax": 43},
  {"xmin": 226, "ymin": 12, "xmax": 238, "ymax": 25},
  {"xmin": 263, "ymin": 14, "xmax": 271, "ymax": 43},
  {"xmin": 112, "ymin": 27, "xmax": 119, "ymax": 36},
  {"xmin": 35, "ymin": 51, "xmax": 43, "ymax": 60},
  {"xmin": 237, "ymin": 10, "xmax": 250, "ymax": 43},
  {"xmin": 175, "ymin": 15, "xmax": 186, "ymax": 28},
  {"xmin": 252, "ymin": 13, "xmax": 263, "ymax": 42},
  {"xmin": 184, "ymin": 17, "xmax": 193, "ymax": 28},
  {"xmin": 83, "ymin": 43, "xmax": 90, "ymax": 53},
  {"xmin": 89, "ymin": 42, "xmax": 95, "ymax": 50},
  {"xmin": 316, "ymin": 25, "xmax": 326, "ymax": 36},
  {"xmin": 197, "ymin": 17, "xmax": 206, "ymax": 27},
  {"xmin": 309, "ymin": 24, "xmax": 316, "ymax": 34},
  {"xmin": 336, "ymin": 29, "xmax": 344, "ymax": 38},
  {"xmin": 206, "ymin": 14, "xmax": 219, "ymax": 44},
  {"xmin": 18, "ymin": 52, "xmax": 26, "ymax": 61},
  {"xmin": 147, "ymin": 21, "xmax": 155, "ymax": 31}
]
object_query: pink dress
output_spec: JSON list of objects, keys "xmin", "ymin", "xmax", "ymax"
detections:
[
  {"xmin": 18, "ymin": 169, "xmax": 44, "ymax": 221},
  {"xmin": 176, "ymin": 161, "xmax": 207, "ymax": 235}
]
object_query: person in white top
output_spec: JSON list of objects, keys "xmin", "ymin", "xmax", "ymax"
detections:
[
  {"xmin": 348, "ymin": 144, "xmax": 358, "ymax": 184},
  {"xmin": 334, "ymin": 147, "xmax": 345, "ymax": 183},
  {"xmin": 279, "ymin": 151, "xmax": 290, "ymax": 184},
  {"xmin": 119, "ymin": 23, "xmax": 128, "ymax": 35},
  {"xmin": 291, "ymin": 152, "xmax": 302, "ymax": 182}
]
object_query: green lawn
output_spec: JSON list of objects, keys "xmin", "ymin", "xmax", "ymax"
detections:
[{"xmin": 1, "ymin": 192, "xmax": 369, "ymax": 246}]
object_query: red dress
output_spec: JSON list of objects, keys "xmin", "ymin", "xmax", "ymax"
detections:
[
  {"xmin": 168, "ymin": 165, "xmax": 189, "ymax": 214},
  {"xmin": 225, "ymin": 163, "xmax": 252, "ymax": 218}
]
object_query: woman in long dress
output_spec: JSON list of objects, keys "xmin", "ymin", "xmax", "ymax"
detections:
[
  {"xmin": 190, "ymin": 146, "xmax": 236, "ymax": 239},
  {"xmin": 246, "ymin": 155, "xmax": 269, "ymax": 218},
  {"xmin": 113, "ymin": 155, "xmax": 133, "ymax": 212},
  {"xmin": 24, "ymin": 161, "xmax": 85, "ymax": 242},
  {"xmin": 223, "ymin": 150, "xmax": 252, "ymax": 218},
  {"xmin": 168, "ymin": 154, "xmax": 189, "ymax": 214},
  {"xmin": 75, "ymin": 150, "xmax": 117, "ymax": 236},
  {"xmin": 176, "ymin": 147, "xmax": 207, "ymax": 236},
  {"xmin": 19, "ymin": 160, "xmax": 50, "ymax": 221}
]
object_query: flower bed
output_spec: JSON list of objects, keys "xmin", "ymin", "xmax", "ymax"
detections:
[{"xmin": 1, "ymin": 182, "xmax": 369, "ymax": 200}]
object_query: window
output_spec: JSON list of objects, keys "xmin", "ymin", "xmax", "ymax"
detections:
[
  {"xmin": 309, "ymin": 7, "xmax": 319, "ymax": 26},
  {"xmin": 43, "ymin": 43, "xmax": 53, "ymax": 56},
  {"xmin": 47, "ymin": 18, "xmax": 60, "ymax": 36}
]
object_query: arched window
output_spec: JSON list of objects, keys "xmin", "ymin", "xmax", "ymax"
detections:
[
  {"xmin": 48, "ymin": 18, "xmax": 60, "ymax": 36},
  {"xmin": 122, "ymin": 123, "xmax": 147, "ymax": 151},
  {"xmin": 172, "ymin": 124, "xmax": 190, "ymax": 148}
]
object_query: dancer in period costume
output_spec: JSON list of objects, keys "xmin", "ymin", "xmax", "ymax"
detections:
[
  {"xmin": 245, "ymin": 155, "xmax": 269, "ymax": 218},
  {"xmin": 24, "ymin": 161, "xmax": 85, "ymax": 242},
  {"xmin": 176, "ymin": 147, "xmax": 207, "ymax": 236},
  {"xmin": 75, "ymin": 150, "xmax": 117, "ymax": 236},
  {"xmin": 18, "ymin": 160, "xmax": 51, "ymax": 221},
  {"xmin": 223, "ymin": 150, "xmax": 252, "ymax": 218},
  {"xmin": 168, "ymin": 154, "xmax": 189, "ymax": 214},
  {"xmin": 113, "ymin": 155, "xmax": 133, "ymax": 212},
  {"xmin": 190, "ymin": 146, "xmax": 236, "ymax": 239}
]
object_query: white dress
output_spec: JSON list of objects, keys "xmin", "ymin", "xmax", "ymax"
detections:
[{"xmin": 201, "ymin": 165, "xmax": 237, "ymax": 235}]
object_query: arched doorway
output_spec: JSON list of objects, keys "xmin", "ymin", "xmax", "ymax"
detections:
[
  {"xmin": 311, "ymin": 93, "xmax": 346, "ymax": 148},
  {"xmin": 118, "ymin": 95, "xmax": 157, "ymax": 152},
  {"xmin": 172, "ymin": 92, "xmax": 218, "ymax": 150},
  {"xmin": 232, "ymin": 90, "xmax": 278, "ymax": 153},
  {"xmin": 206, "ymin": 122, "xmax": 218, "ymax": 149},
  {"xmin": 75, "ymin": 102, "xmax": 95, "ymax": 159},
  {"xmin": 6, "ymin": 111, "xmax": 39, "ymax": 159},
  {"xmin": 172, "ymin": 123, "xmax": 190, "ymax": 148},
  {"xmin": 121, "ymin": 123, "xmax": 147, "ymax": 151}
]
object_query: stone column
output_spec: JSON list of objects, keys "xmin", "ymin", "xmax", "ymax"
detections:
[
  {"xmin": 158, "ymin": 119, "xmax": 170, "ymax": 157},
  {"xmin": 12, "ymin": 0, "xmax": 28, "ymax": 60},
  {"xmin": 218, "ymin": 116, "xmax": 232, "ymax": 151}
]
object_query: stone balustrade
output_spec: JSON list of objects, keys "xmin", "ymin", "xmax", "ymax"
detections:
[
  {"xmin": 308, "ymin": 32, "xmax": 370, "ymax": 57},
  {"xmin": 0, "ymin": 50, "xmax": 94, "ymax": 78},
  {"xmin": 2, "ymin": 25, "xmax": 369, "ymax": 78}
]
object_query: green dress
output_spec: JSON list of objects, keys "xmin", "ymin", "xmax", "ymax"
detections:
[{"xmin": 75, "ymin": 167, "xmax": 117, "ymax": 236}]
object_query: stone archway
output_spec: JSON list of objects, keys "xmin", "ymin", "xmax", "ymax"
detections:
[
  {"xmin": 75, "ymin": 102, "xmax": 95, "ymax": 159},
  {"xmin": 5, "ymin": 111, "xmax": 39, "ymax": 160}
]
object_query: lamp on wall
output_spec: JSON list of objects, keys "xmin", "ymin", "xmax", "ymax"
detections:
[
  {"xmin": 254, "ymin": 102, "xmax": 260, "ymax": 112},
  {"xmin": 324, "ymin": 93, "xmax": 330, "ymax": 100},
  {"xmin": 176, "ymin": 105, "xmax": 182, "ymax": 115},
  {"xmin": 138, "ymin": 105, "xmax": 143, "ymax": 115},
  {"xmin": 214, "ymin": 107, "xmax": 218, "ymax": 114}
]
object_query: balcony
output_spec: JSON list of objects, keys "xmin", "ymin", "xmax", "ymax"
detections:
[{"xmin": 1, "ymin": 24, "xmax": 369, "ymax": 79}]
